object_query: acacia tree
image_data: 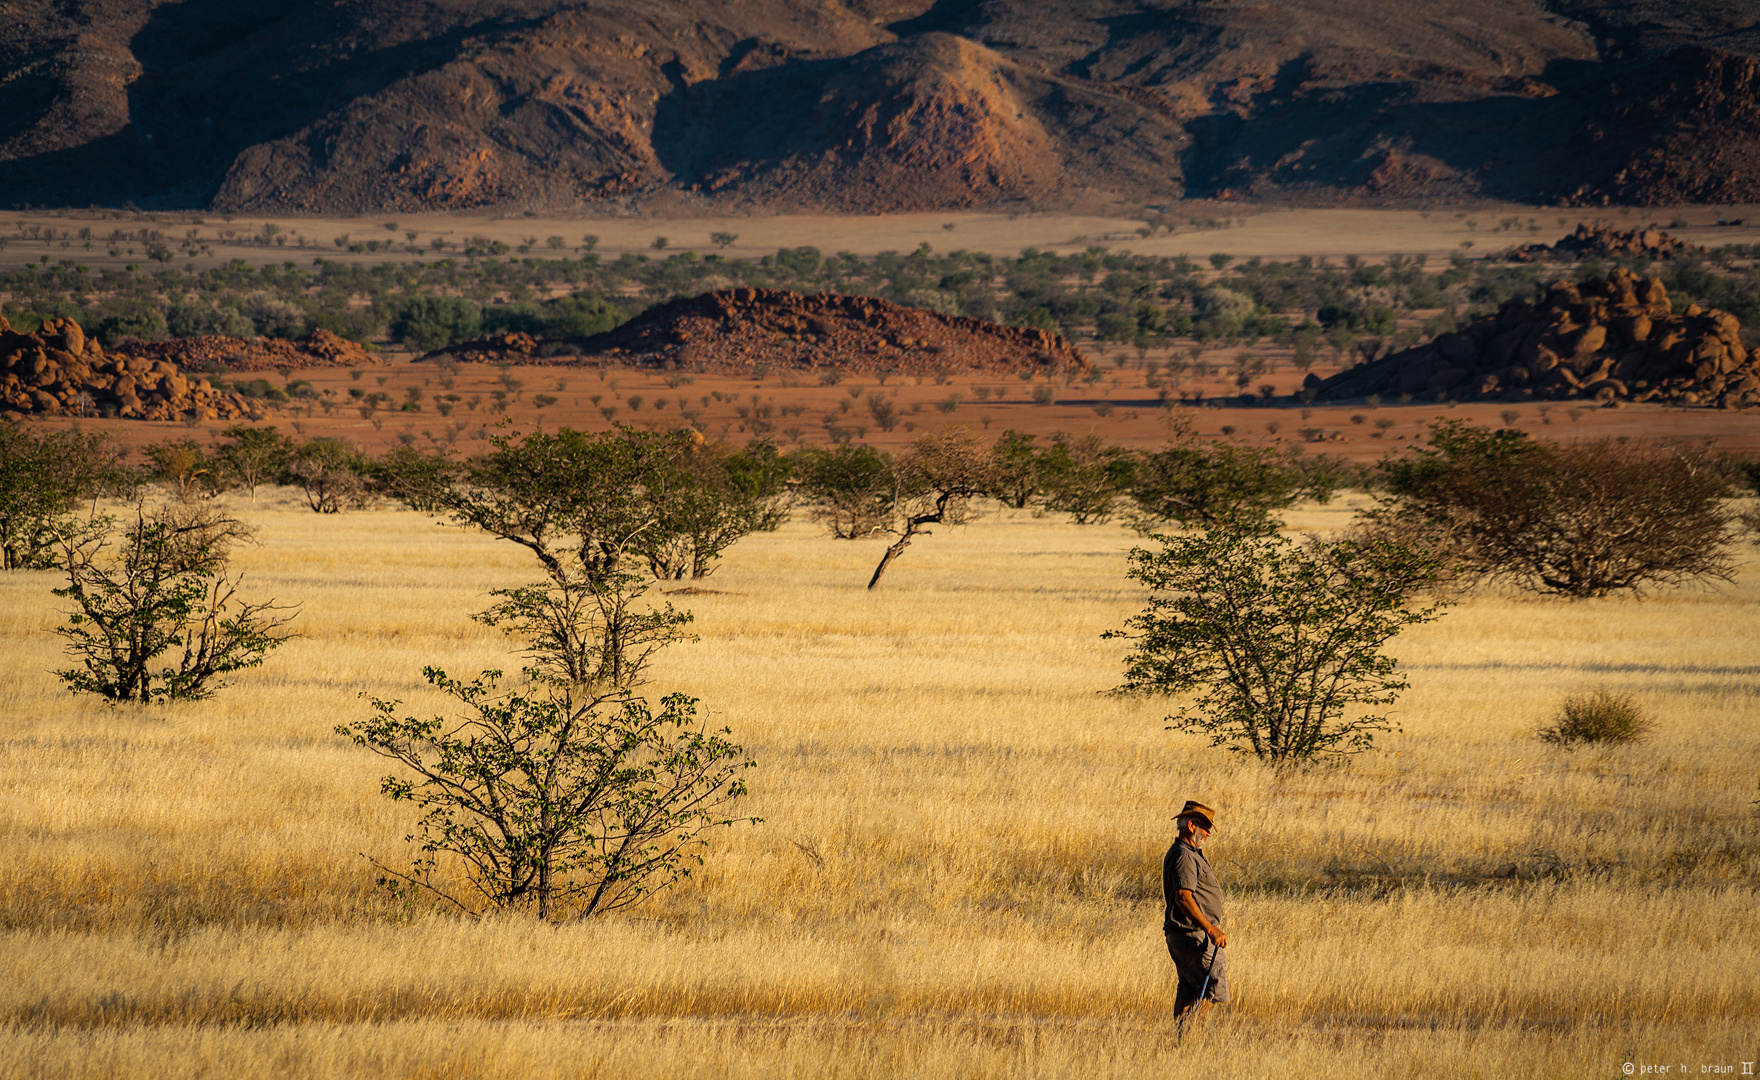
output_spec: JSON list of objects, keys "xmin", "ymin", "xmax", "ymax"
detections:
[
  {"xmin": 52, "ymin": 502, "xmax": 297, "ymax": 703},
  {"xmin": 1036, "ymin": 432, "xmax": 1138, "ymax": 525},
  {"xmin": 214, "ymin": 426, "xmax": 295, "ymax": 504},
  {"xmin": 381, "ymin": 427, "xmax": 697, "ymax": 681},
  {"xmin": 794, "ymin": 444, "xmax": 896, "ymax": 539},
  {"xmin": 342, "ymin": 426, "xmax": 757, "ymax": 920},
  {"xmin": 1369, "ymin": 421, "xmax": 1739, "ymax": 597},
  {"xmin": 867, "ymin": 428, "xmax": 995, "ymax": 589},
  {"xmin": 286, "ymin": 437, "xmax": 370, "ymax": 513},
  {"xmin": 634, "ymin": 437, "xmax": 793, "ymax": 579},
  {"xmin": 1109, "ymin": 524, "xmax": 1450, "ymax": 765},
  {"xmin": 144, "ymin": 438, "xmax": 222, "ymax": 500},
  {"xmin": 989, "ymin": 430, "xmax": 1042, "ymax": 509},
  {"xmin": 1126, "ymin": 429, "xmax": 1337, "ymax": 533},
  {"xmin": 0, "ymin": 425, "xmax": 131, "ymax": 570}
]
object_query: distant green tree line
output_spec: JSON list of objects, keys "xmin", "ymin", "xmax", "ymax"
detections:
[{"xmin": 9, "ymin": 240, "xmax": 1758, "ymax": 358}]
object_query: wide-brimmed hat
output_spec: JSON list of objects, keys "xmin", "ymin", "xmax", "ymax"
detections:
[{"xmin": 1175, "ymin": 800, "xmax": 1216, "ymax": 830}]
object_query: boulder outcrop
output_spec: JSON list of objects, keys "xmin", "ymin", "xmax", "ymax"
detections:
[
  {"xmin": 0, "ymin": 318, "xmax": 259, "ymax": 421},
  {"xmin": 1503, "ymin": 224, "xmax": 1703, "ymax": 263},
  {"xmin": 1308, "ymin": 269, "xmax": 1758, "ymax": 409}
]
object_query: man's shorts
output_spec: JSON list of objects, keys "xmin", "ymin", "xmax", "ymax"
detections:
[{"xmin": 1164, "ymin": 927, "xmax": 1230, "ymax": 1004}]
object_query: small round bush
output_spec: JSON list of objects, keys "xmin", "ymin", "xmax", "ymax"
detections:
[{"xmin": 1539, "ymin": 690, "xmax": 1652, "ymax": 746}]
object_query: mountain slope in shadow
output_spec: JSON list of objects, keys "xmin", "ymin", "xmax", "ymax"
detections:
[{"xmin": 4, "ymin": 0, "xmax": 1760, "ymax": 211}]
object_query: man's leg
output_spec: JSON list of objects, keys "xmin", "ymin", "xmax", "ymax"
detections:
[
  {"xmin": 1175, "ymin": 940, "xmax": 1227, "ymax": 1020},
  {"xmin": 1167, "ymin": 931, "xmax": 1212, "ymax": 1020}
]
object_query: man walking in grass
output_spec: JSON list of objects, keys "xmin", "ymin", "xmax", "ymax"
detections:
[{"xmin": 1164, "ymin": 799, "xmax": 1228, "ymax": 1020}]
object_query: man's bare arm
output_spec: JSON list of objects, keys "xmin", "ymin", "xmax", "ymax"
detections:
[{"xmin": 1175, "ymin": 889, "xmax": 1228, "ymax": 948}]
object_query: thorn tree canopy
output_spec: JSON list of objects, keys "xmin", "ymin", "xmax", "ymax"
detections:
[
  {"xmin": 1368, "ymin": 420, "xmax": 1740, "ymax": 597},
  {"xmin": 1125, "ymin": 418, "xmax": 1342, "ymax": 534},
  {"xmin": 867, "ymin": 427, "xmax": 996, "ymax": 590},
  {"xmin": 344, "ymin": 425, "xmax": 760, "ymax": 920},
  {"xmin": 1109, "ymin": 523, "xmax": 1451, "ymax": 765}
]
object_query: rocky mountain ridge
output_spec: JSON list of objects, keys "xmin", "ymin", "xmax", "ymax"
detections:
[{"xmin": 7, "ymin": 1, "xmax": 1760, "ymax": 213}]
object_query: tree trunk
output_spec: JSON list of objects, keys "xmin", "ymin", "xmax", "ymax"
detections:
[
  {"xmin": 867, "ymin": 529, "xmax": 914, "ymax": 589},
  {"xmin": 867, "ymin": 495, "xmax": 953, "ymax": 590}
]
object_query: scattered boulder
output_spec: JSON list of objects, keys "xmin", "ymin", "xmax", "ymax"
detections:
[
  {"xmin": 432, "ymin": 331, "xmax": 540, "ymax": 364},
  {"xmin": 1504, "ymin": 224, "xmax": 1704, "ymax": 263},
  {"xmin": 0, "ymin": 317, "xmax": 260, "ymax": 421},
  {"xmin": 111, "ymin": 328, "xmax": 377, "ymax": 372},
  {"xmin": 447, "ymin": 288, "xmax": 1090, "ymax": 378},
  {"xmin": 1309, "ymin": 269, "xmax": 1757, "ymax": 409}
]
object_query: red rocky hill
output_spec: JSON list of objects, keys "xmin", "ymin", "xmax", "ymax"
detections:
[{"xmin": 436, "ymin": 288, "xmax": 1090, "ymax": 378}]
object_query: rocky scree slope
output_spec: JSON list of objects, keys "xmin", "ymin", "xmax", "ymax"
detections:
[
  {"xmin": 8, "ymin": 1, "xmax": 1760, "ymax": 211},
  {"xmin": 107, "ymin": 329, "xmax": 378, "ymax": 372}
]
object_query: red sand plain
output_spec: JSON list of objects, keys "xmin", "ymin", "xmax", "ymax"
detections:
[{"xmin": 20, "ymin": 340, "xmax": 1760, "ymax": 463}]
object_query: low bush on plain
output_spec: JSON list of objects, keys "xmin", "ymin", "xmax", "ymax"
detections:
[{"xmin": 1539, "ymin": 689, "xmax": 1652, "ymax": 746}]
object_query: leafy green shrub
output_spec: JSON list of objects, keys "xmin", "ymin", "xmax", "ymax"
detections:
[
  {"xmin": 286, "ymin": 438, "xmax": 370, "ymax": 513},
  {"xmin": 53, "ymin": 503, "xmax": 297, "ymax": 703},
  {"xmin": 1539, "ymin": 690, "xmax": 1652, "ymax": 746},
  {"xmin": 92, "ymin": 301, "xmax": 168, "ymax": 344},
  {"xmin": 244, "ymin": 296, "xmax": 306, "ymax": 338},
  {"xmin": 391, "ymin": 296, "xmax": 481, "ymax": 352},
  {"xmin": 0, "ymin": 426, "xmax": 133, "ymax": 570},
  {"xmin": 166, "ymin": 301, "xmax": 254, "ymax": 339},
  {"xmin": 1316, "ymin": 303, "xmax": 1396, "ymax": 333},
  {"xmin": 479, "ymin": 303, "xmax": 546, "ymax": 337},
  {"xmin": 1126, "ymin": 424, "xmax": 1338, "ymax": 532},
  {"xmin": 1095, "ymin": 311, "xmax": 1138, "ymax": 341},
  {"xmin": 303, "ymin": 307, "xmax": 380, "ymax": 344},
  {"xmin": 794, "ymin": 444, "xmax": 896, "ymax": 539},
  {"xmin": 1036, "ymin": 433, "xmax": 1137, "ymax": 525},
  {"xmin": 234, "ymin": 378, "xmax": 288, "ymax": 401},
  {"xmin": 1011, "ymin": 306, "xmax": 1061, "ymax": 334},
  {"xmin": 341, "ymin": 673, "xmax": 752, "ymax": 919},
  {"xmin": 543, "ymin": 293, "xmax": 634, "ymax": 338}
]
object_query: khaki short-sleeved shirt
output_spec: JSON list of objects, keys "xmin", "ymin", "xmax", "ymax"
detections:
[{"xmin": 1163, "ymin": 839, "xmax": 1224, "ymax": 932}]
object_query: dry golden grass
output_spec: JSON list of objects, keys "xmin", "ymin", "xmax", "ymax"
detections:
[{"xmin": 1, "ymin": 492, "xmax": 1756, "ymax": 1077}]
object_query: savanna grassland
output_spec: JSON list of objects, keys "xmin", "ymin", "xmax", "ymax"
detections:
[{"xmin": 1, "ymin": 491, "xmax": 1757, "ymax": 1078}]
